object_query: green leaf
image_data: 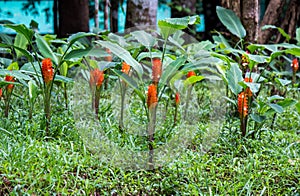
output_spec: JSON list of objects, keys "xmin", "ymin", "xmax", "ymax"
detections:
[
  {"xmin": 216, "ymin": 6, "xmax": 246, "ymax": 38},
  {"xmin": 267, "ymin": 95, "xmax": 284, "ymax": 102},
  {"xmin": 184, "ymin": 75, "xmax": 205, "ymax": 87},
  {"xmin": 7, "ymin": 62, "xmax": 19, "ymax": 70},
  {"xmin": 64, "ymin": 48, "xmax": 107, "ymax": 60},
  {"xmin": 295, "ymin": 102, "xmax": 300, "ymax": 114},
  {"xmin": 158, "ymin": 15, "xmax": 200, "ymax": 39},
  {"xmin": 268, "ymin": 103, "xmax": 284, "ymax": 113},
  {"xmin": 0, "ymin": 33, "xmax": 13, "ymax": 45},
  {"xmin": 137, "ymin": 52, "xmax": 162, "ymax": 62},
  {"xmin": 60, "ymin": 62, "xmax": 68, "ymax": 77},
  {"xmin": 250, "ymin": 113, "xmax": 266, "ymax": 123},
  {"xmin": 96, "ymin": 40, "xmax": 143, "ymax": 78},
  {"xmin": 35, "ymin": 34, "xmax": 58, "ymax": 65},
  {"xmin": 274, "ymin": 78, "xmax": 291, "ymax": 86},
  {"xmin": 112, "ymin": 69, "xmax": 145, "ymax": 101},
  {"xmin": 130, "ymin": 30, "xmax": 157, "ymax": 48},
  {"xmin": 0, "ymin": 69, "xmax": 31, "ymax": 81},
  {"xmin": 226, "ymin": 63, "xmax": 243, "ymax": 95},
  {"xmin": 3, "ymin": 24, "xmax": 34, "ymax": 42},
  {"xmin": 28, "ymin": 80, "xmax": 38, "ymax": 100},
  {"xmin": 285, "ymin": 48, "xmax": 300, "ymax": 56},
  {"xmin": 296, "ymin": 28, "xmax": 300, "ymax": 46},
  {"xmin": 277, "ymin": 98, "xmax": 297, "ymax": 108},
  {"xmin": 244, "ymin": 82, "xmax": 260, "ymax": 94},
  {"xmin": 262, "ymin": 25, "xmax": 291, "ymax": 42},
  {"xmin": 160, "ymin": 56, "xmax": 186, "ymax": 85},
  {"xmin": 14, "ymin": 33, "xmax": 28, "ymax": 58},
  {"xmin": 67, "ymin": 32, "xmax": 95, "ymax": 47},
  {"xmin": 54, "ymin": 75, "xmax": 74, "ymax": 83},
  {"xmin": 0, "ymin": 43, "xmax": 33, "ymax": 61}
]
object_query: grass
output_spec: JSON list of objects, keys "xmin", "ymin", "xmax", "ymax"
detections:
[{"xmin": 0, "ymin": 79, "xmax": 299, "ymax": 195}]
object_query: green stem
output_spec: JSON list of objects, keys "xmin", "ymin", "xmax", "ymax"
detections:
[
  {"xmin": 119, "ymin": 82, "xmax": 126, "ymax": 131},
  {"xmin": 94, "ymin": 88, "xmax": 101, "ymax": 119},
  {"xmin": 147, "ymin": 105, "xmax": 157, "ymax": 170},
  {"xmin": 184, "ymin": 85, "xmax": 193, "ymax": 121}
]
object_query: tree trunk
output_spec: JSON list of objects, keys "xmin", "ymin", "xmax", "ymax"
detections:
[
  {"xmin": 125, "ymin": 0, "xmax": 158, "ymax": 29},
  {"xmin": 241, "ymin": 0, "xmax": 260, "ymax": 43},
  {"xmin": 58, "ymin": 0, "xmax": 89, "ymax": 37},
  {"xmin": 275, "ymin": 0, "xmax": 300, "ymax": 43},
  {"xmin": 104, "ymin": 0, "xmax": 109, "ymax": 30},
  {"xmin": 258, "ymin": 0, "xmax": 285, "ymax": 44},
  {"xmin": 110, "ymin": 0, "xmax": 119, "ymax": 32},
  {"xmin": 94, "ymin": 0, "xmax": 99, "ymax": 28}
]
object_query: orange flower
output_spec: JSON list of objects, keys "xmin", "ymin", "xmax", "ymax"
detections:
[
  {"xmin": 175, "ymin": 92, "xmax": 180, "ymax": 105},
  {"xmin": 291, "ymin": 58, "xmax": 298, "ymax": 73},
  {"xmin": 152, "ymin": 58, "xmax": 162, "ymax": 84},
  {"xmin": 147, "ymin": 84, "xmax": 158, "ymax": 108},
  {"xmin": 121, "ymin": 62, "xmax": 130, "ymax": 75},
  {"xmin": 90, "ymin": 68, "xmax": 104, "ymax": 89},
  {"xmin": 42, "ymin": 58, "xmax": 54, "ymax": 85},
  {"xmin": 105, "ymin": 48, "xmax": 112, "ymax": 62},
  {"xmin": 5, "ymin": 75, "xmax": 15, "ymax": 92},
  {"xmin": 0, "ymin": 88, "xmax": 2, "ymax": 97},
  {"xmin": 238, "ymin": 92, "xmax": 248, "ymax": 118},
  {"xmin": 187, "ymin": 71, "xmax": 196, "ymax": 78},
  {"xmin": 244, "ymin": 77, "xmax": 253, "ymax": 97}
]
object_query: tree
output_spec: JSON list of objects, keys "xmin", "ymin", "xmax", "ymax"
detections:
[
  {"xmin": 125, "ymin": 0, "xmax": 158, "ymax": 29},
  {"xmin": 58, "ymin": 0, "xmax": 90, "ymax": 37},
  {"xmin": 220, "ymin": 0, "xmax": 300, "ymax": 44},
  {"xmin": 110, "ymin": 0, "xmax": 119, "ymax": 32}
]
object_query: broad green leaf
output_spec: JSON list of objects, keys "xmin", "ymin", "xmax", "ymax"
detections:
[
  {"xmin": 137, "ymin": 52, "xmax": 162, "ymax": 62},
  {"xmin": 7, "ymin": 62, "xmax": 19, "ymax": 70},
  {"xmin": 28, "ymin": 80, "xmax": 38, "ymax": 100},
  {"xmin": 226, "ymin": 63, "xmax": 243, "ymax": 95},
  {"xmin": 55, "ymin": 75, "xmax": 74, "ymax": 83},
  {"xmin": 247, "ymin": 54, "xmax": 269, "ymax": 64},
  {"xmin": 158, "ymin": 15, "xmax": 200, "ymax": 39},
  {"xmin": 35, "ymin": 34, "xmax": 58, "ymax": 65},
  {"xmin": 0, "ymin": 43, "xmax": 33, "ymax": 61},
  {"xmin": 267, "ymin": 95, "xmax": 284, "ymax": 102},
  {"xmin": 285, "ymin": 48, "xmax": 300, "ymax": 56},
  {"xmin": 295, "ymin": 102, "xmax": 300, "ymax": 114},
  {"xmin": 14, "ymin": 33, "xmax": 28, "ymax": 58},
  {"xmin": 268, "ymin": 103, "xmax": 284, "ymax": 113},
  {"xmin": 262, "ymin": 25, "xmax": 291, "ymax": 42},
  {"xmin": 250, "ymin": 113, "xmax": 266, "ymax": 123},
  {"xmin": 244, "ymin": 82, "xmax": 260, "ymax": 94},
  {"xmin": 0, "ymin": 33, "xmax": 13, "ymax": 45},
  {"xmin": 216, "ymin": 6, "xmax": 246, "ymax": 38},
  {"xmin": 3, "ymin": 24, "xmax": 34, "ymax": 42},
  {"xmin": 0, "ymin": 69, "xmax": 31, "ymax": 80},
  {"xmin": 184, "ymin": 75, "xmax": 205, "ymax": 87},
  {"xmin": 67, "ymin": 32, "xmax": 95, "ymax": 47},
  {"xmin": 60, "ymin": 62, "xmax": 68, "ymax": 77},
  {"xmin": 130, "ymin": 30, "xmax": 157, "ymax": 48},
  {"xmin": 274, "ymin": 78, "xmax": 291, "ymax": 86},
  {"xmin": 277, "ymin": 98, "xmax": 297, "ymax": 108},
  {"xmin": 160, "ymin": 56, "xmax": 186, "ymax": 85},
  {"xmin": 96, "ymin": 40, "xmax": 143, "ymax": 78},
  {"xmin": 112, "ymin": 69, "xmax": 144, "ymax": 101},
  {"xmin": 64, "ymin": 48, "xmax": 107, "ymax": 60},
  {"xmin": 296, "ymin": 28, "xmax": 300, "ymax": 46}
]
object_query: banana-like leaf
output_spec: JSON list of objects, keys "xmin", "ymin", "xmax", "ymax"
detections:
[
  {"xmin": 3, "ymin": 24, "xmax": 34, "ymax": 42},
  {"xmin": 130, "ymin": 30, "xmax": 157, "ymax": 48},
  {"xmin": 35, "ymin": 34, "xmax": 58, "ymax": 65},
  {"xmin": 216, "ymin": 6, "xmax": 246, "ymax": 39},
  {"xmin": 96, "ymin": 40, "xmax": 143, "ymax": 78},
  {"xmin": 226, "ymin": 63, "xmax": 243, "ymax": 95}
]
